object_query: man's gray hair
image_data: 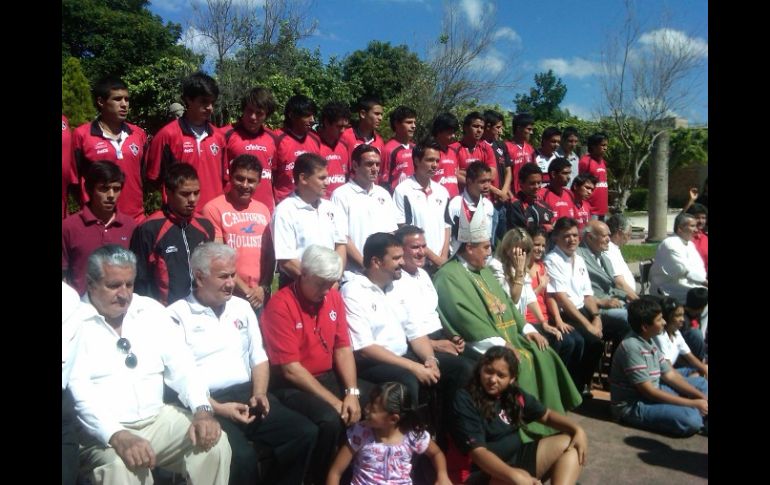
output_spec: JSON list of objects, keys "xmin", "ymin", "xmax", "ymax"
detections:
[
  {"xmin": 301, "ymin": 245, "xmax": 342, "ymax": 281},
  {"xmin": 606, "ymin": 214, "xmax": 630, "ymax": 235},
  {"xmin": 674, "ymin": 212, "xmax": 696, "ymax": 234},
  {"xmin": 191, "ymin": 242, "xmax": 236, "ymax": 276},
  {"xmin": 86, "ymin": 245, "xmax": 137, "ymax": 285}
]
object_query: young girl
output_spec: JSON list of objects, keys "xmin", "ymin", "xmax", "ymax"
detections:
[
  {"xmin": 653, "ymin": 297, "xmax": 708, "ymax": 379},
  {"xmin": 452, "ymin": 346, "xmax": 587, "ymax": 485},
  {"xmin": 326, "ymin": 382, "xmax": 452, "ymax": 485}
]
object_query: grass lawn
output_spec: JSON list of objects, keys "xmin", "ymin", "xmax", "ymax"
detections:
[{"xmin": 620, "ymin": 243, "xmax": 658, "ymax": 262}]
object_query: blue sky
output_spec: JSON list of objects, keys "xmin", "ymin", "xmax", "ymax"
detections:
[{"xmin": 149, "ymin": 0, "xmax": 708, "ymax": 124}]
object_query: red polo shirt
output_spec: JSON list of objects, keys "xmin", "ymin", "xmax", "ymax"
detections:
[
  {"xmin": 272, "ymin": 128, "xmax": 322, "ymax": 204},
  {"xmin": 319, "ymin": 137, "xmax": 350, "ymax": 197},
  {"xmin": 691, "ymin": 232, "xmax": 708, "ymax": 272},
  {"xmin": 62, "ymin": 115, "xmax": 77, "ymax": 218},
  {"xmin": 224, "ymin": 123, "xmax": 278, "ymax": 213},
  {"xmin": 62, "ymin": 206, "xmax": 137, "ymax": 295},
  {"xmin": 380, "ymin": 139, "xmax": 414, "ymax": 191},
  {"xmin": 538, "ymin": 186, "xmax": 575, "ymax": 222},
  {"xmin": 578, "ymin": 154, "xmax": 609, "ymax": 216},
  {"xmin": 340, "ymin": 126, "xmax": 385, "ymax": 168},
  {"xmin": 505, "ymin": 140, "xmax": 535, "ymax": 195},
  {"xmin": 432, "ymin": 145, "xmax": 461, "ymax": 198},
  {"xmin": 261, "ymin": 284, "xmax": 351, "ymax": 376}
]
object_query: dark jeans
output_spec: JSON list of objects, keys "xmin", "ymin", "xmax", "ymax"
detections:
[
  {"xmin": 355, "ymin": 350, "xmax": 422, "ymax": 404},
  {"xmin": 561, "ymin": 307, "xmax": 625, "ymax": 390},
  {"xmin": 535, "ymin": 323, "xmax": 585, "ymax": 389},
  {"xmin": 210, "ymin": 382, "xmax": 317, "ymax": 485},
  {"xmin": 62, "ymin": 388, "xmax": 79, "ymax": 485},
  {"xmin": 679, "ymin": 326, "xmax": 706, "ymax": 361},
  {"xmin": 270, "ymin": 370, "xmax": 373, "ymax": 485}
]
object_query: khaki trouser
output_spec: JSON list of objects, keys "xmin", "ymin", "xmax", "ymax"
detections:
[{"xmin": 80, "ymin": 405, "xmax": 232, "ymax": 485}]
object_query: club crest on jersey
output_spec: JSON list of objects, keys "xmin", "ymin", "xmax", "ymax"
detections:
[
  {"xmin": 210, "ymin": 143, "xmax": 220, "ymax": 155},
  {"xmin": 62, "ymin": 121, "xmax": 67, "ymax": 130},
  {"xmin": 329, "ymin": 310, "xmax": 337, "ymax": 321},
  {"xmin": 129, "ymin": 143, "xmax": 140, "ymax": 156},
  {"xmin": 233, "ymin": 319, "xmax": 245, "ymax": 330}
]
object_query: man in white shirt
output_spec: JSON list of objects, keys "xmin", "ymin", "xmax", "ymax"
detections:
[
  {"xmin": 68, "ymin": 245, "xmax": 231, "ymax": 485},
  {"xmin": 272, "ymin": 152, "xmax": 347, "ymax": 288},
  {"xmin": 167, "ymin": 243, "xmax": 316, "ymax": 485},
  {"xmin": 445, "ymin": 161, "xmax": 495, "ymax": 256},
  {"xmin": 341, "ymin": 232, "xmax": 441, "ymax": 402},
  {"xmin": 392, "ymin": 139, "xmax": 451, "ymax": 273},
  {"xmin": 605, "ymin": 214, "xmax": 638, "ymax": 294},
  {"xmin": 544, "ymin": 218, "xmax": 605, "ymax": 395},
  {"xmin": 649, "ymin": 213, "xmax": 708, "ymax": 304},
  {"xmin": 332, "ymin": 144, "xmax": 398, "ymax": 279}
]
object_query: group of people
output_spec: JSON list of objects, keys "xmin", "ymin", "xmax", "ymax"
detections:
[{"xmin": 62, "ymin": 70, "xmax": 708, "ymax": 485}]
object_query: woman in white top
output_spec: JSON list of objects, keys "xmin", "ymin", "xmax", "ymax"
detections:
[{"xmin": 653, "ymin": 296, "xmax": 708, "ymax": 380}]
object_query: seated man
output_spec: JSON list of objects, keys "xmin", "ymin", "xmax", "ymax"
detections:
[
  {"xmin": 341, "ymin": 232, "xmax": 441, "ymax": 402},
  {"xmin": 605, "ymin": 214, "xmax": 638, "ymax": 294},
  {"xmin": 610, "ymin": 298, "xmax": 708, "ymax": 437},
  {"xmin": 68, "ymin": 245, "xmax": 231, "ymax": 484},
  {"xmin": 167, "ymin": 243, "xmax": 316, "ymax": 485},
  {"xmin": 649, "ymin": 213, "xmax": 707, "ymax": 303},
  {"xmin": 260, "ymin": 245, "xmax": 371, "ymax": 485}
]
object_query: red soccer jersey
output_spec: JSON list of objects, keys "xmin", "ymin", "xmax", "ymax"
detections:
[
  {"xmin": 340, "ymin": 126, "xmax": 385, "ymax": 169},
  {"xmin": 455, "ymin": 140, "xmax": 499, "ymax": 193},
  {"xmin": 505, "ymin": 141, "xmax": 535, "ymax": 195},
  {"xmin": 578, "ymin": 154, "xmax": 609, "ymax": 216},
  {"xmin": 224, "ymin": 123, "xmax": 278, "ymax": 213},
  {"xmin": 432, "ymin": 145, "xmax": 460, "ymax": 198},
  {"xmin": 571, "ymin": 195, "xmax": 593, "ymax": 234},
  {"xmin": 73, "ymin": 120, "xmax": 148, "ymax": 221},
  {"xmin": 261, "ymin": 284, "xmax": 352, "ymax": 376},
  {"xmin": 319, "ymin": 137, "xmax": 350, "ymax": 197},
  {"xmin": 272, "ymin": 128, "xmax": 322, "ymax": 204},
  {"xmin": 538, "ymin": 186, "xmax": 575, "ymax": 222},
  {"xmin": 691, "ymin": 232, "xmax": 708, "ymax": 272},
  {"xmin": 146, "ymin": 118, "xmax": 227, "ymax": 212},
  {"xmin": 62, "ymin": 115, "xmax": 77, "ymax": 219},
  {"xmin": 380, "ymin": 138, "xmax": 414, "ymax": 190}
]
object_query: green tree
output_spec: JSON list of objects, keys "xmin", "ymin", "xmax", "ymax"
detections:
[
  {"xmin": 62, "ymin": 57, "xmax": 94, "ymax": 126},
  {"xmin": 62, "ymin": 0, "xmax": 193, "ymax": 81},
  {"xmin": 514, "ymin": 70, "xmax": 568, "ymax": 123},
  {"xmin": 342, "ymin": 41, "xmax": 425, "ymax": 105}
]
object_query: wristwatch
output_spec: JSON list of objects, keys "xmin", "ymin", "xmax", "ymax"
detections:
[
  {"xmin": 344, "ymin": 387, "xmax": 360, "ymax": 397},
  {"xmin": 195, "ymin": 405, "xmax": 214, "ymax": 415}
]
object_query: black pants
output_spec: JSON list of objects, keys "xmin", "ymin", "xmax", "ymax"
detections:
[
  {"xmin": 536, "ymin": 323, "xmax": 586, "ymax": 389},
  {"xmin": 561, "ymin": 308, "xmax": 607, "ymax": 390},
  {"xmin": 270, "ymin": 371, "xmax": 374, "ymax": 485},
  {"xmin": 355, "ymin": 350, "xmax": 422, "ymax": 404},
  {"xmin": 209, "ymin": 383, "xmax": 318, "ymax": 485},
  {"xmin": 62, "ymin": 388, "xmax": 79, "ymax": 485}
]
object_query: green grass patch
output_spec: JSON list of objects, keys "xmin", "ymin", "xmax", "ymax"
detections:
[{"xmin": 620, "ymin": 243, "xmax": 658, "ymax": 263}]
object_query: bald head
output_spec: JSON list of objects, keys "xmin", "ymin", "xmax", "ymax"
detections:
[{"xmin": 584, "ymin": 220, "xmax": 611, "ymax": 253}]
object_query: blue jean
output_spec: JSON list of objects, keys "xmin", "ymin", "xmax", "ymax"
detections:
[
  {"xmin": 679, "ymin": 326, "xmax": 705, "ymax": 361},
  {"xmin": 621, "ymin": 377, "xmax": 708, "ymax": 437}
]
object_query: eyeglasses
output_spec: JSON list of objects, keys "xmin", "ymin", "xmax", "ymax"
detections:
[{"xmin": 116, "ymin": 337, "xmax": 138, "ymax": 369}]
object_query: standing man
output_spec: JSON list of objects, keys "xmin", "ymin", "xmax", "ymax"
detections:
[
  {"xmin": 380, "ymin": 105, "xmax": 417, "ymax": 192},
  {"xmin": 455, "ymin": 111, "xmax": 497, "ymax": 191},
  {"xmin": 317, "ymin": 101, "xmax": 352, "ymax": 196},
  {"xmin": 557, "ymin": 126, "xmax": 581, "ymax": 188},
  {"xmin": 63, "ymin": 161, "xmax": 137, "ymax": 295},
  {"xmin": 223, "ymin": 87, "xmax": 279, "ymax": 213},
  {"xmin": 68, "ymin": 245, "xmax": 231, "ymax": 484},
  {"xmin": 202, "ymin": 154, "xmax": 274, "ymax": 311},
  {"xmin": 539, "ymin": 157, "xmax": 576, "ymax": 222},
  {"xmin": 130, "ymin": 163, "xmax": 215, "ymax": 305},
  {"xmin": 578, "ymin": 133, "xmax": 610, "ymax": 220},
  {"xmin": 62, "ymin": 114, "xmax": 77, "ymax": 219},
  {"xmin": 533, "ymin": 127, "xmax": 562, "ymax": 187},
  {"xmin": 482, "ymin": 110, "xmax": 513, "ymax": 244},
  {"xmin": 73, "ymin": 77, "xmax": 148, "ymax": 222},
  {"xmin": 272, "ymin": 153, "xmax": 347, "ymax": 287},
  {"xmin": 261, "ymin": 245, "xmax": 371, "ymax": 485},
  {"xmin": 147, "ymin": 72, "xmax": 227, "ymax": 212},
  {"xmin": 340, "ymin": 96, "xmax": 385, "ymax": 161},
  {"xmin": 505, "ymin": 112, "xmax": 535, "ymax": 195},
  {"xmin": 430, "ymin": 113, "xmax": 461, "ymax": 198},
  {"xmin": 445, "ymin": 161, "xmax": 495, "ymax": 256},
  {"xmin": 273, "ymin": 94, "xmax": 322, "ymax": 204},
  {"xmin": 392, "ymin": 139, "xmax": 451, "ymax": 272},
  {"xmin": 331, "ymin": 144, "xmax": 398, "ymax": 278},
  {"xmin": 167, "ymin": 243, "xmax": 317, "ymax": 485}
]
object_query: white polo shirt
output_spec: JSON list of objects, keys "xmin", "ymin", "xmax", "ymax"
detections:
[
  {"xmin": 62, "ymin": 281, "xmax": 98, "ymax": 390},
  {"xmin": 167, "ymin": 293, "xmax": 268, "ymax": 393},
  {"xmin": 544, "ymin": 245, "xmax": 594, "ymax": 310},
  {"xmin": 653, "ymin": 330, "xmax": 692, "ymax": 364},
  {"xmin": 331, "ymin": 180, "xmax": 399, "ymax": 273},
  {"xmin": 341, "ymin": 273, "xmax": 409, "ymax": 356},
  {"xmin": 68, "ymin": 294, "xmax": 210, "ymax": 446},
  {"xmin": 394, "ymin": 267, "xmax": 443, "ymax": 340},
  {"xmin": 606, "ymin": 241, "xmax": 636, "ymax": 292},
  {"xmin": 272, "ymin": 192, "xmax": 346, "ymax": 261},
  {"xmin": 392, "ymin": 176, "xmax": 450, "ymax": 256},
  {"xmin": 445, "ymin": 190, "xmax": 495, "ymax": 255}
]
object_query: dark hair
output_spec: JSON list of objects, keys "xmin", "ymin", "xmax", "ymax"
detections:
[
  {"xmin": 467, "ymin": 346, "xmax": 525, "ymax": 425},
  {"xmin": 182, "ymin": 72, "xmax": 219, "ymax": 101},
  {"xmin": 561, "ymin": 126, "xmax": 580, "ymax": 140},
  {"xmin": 463, "ymin": 111, "xmax": 484, "ymax": 129},
  {"xmin": 686, "ymin": 203, "xmax": 708, "ymax": 217},
  {"xmin": 369, "ymin": 382, "xmax": 426, "ymax": 434},
  {"xmin": 92, "ymin": 76, "xmax": 128, "ymax": 110},
  {"xmin": 512, "ymin": 112, "xmax": 534, "ymax": 132},
  {"xmin": 240, "ymin": 86, "xmax": 277, "ymax": 116},
  {"xmin": 547, "ymin": 157, "xmax": 571, "ymax": 176},
  {"xmin": 293, "ymin": 152, "xmax": 327, "ymax": 184},
  {"xmin": 466, "ymin": 160, "xmax": 492, "ymax": 182},
  {"xmin": 412, "ymin": 138, "xmax": 442, "ymax": 164},
  {"xmin": 483, "ymin": 110, "xmax": 504, "ymax": 126},
  {"xmin": 685, "ymin": 287, "xmax": 708, "ymax": 310},
  {"xmin": 352, "ymin": 143, "xmax": 380, "ymax": 164},
  {"xmin": 673, "ymin": 212, "xmax": 695, "ymax": 234},
  {"xmin": 164, "ymin": 163, "xmax": 199, "ymax": 193},
  {"xmin": 356, "ymin": 95, "xmax": 382, "ymax": 113},
  {"xmin": 230, "ymin": 154, "xmax": 263, "ymax": 176},
  {"xmin": 552, "ymin": 217, "xmax": 579, "ymax": 236},
  {"xmin": 321, "ymin": 101, "xmax": 351, "ymax": 126},
  {"xmin": 363, "ymin": 232, "xmax": 402, "ymax": 269},
  {"xmin": 389, "ymin": 105, "xmax": 417, "ymax": 131},
  {"xmin": 571, "ymin": 173, "xmax": 598, "ymax": 190},
  {"xmin": 431, "ymin": 113, "xmax": 459, "ymax": 136},
  {"xmin": 85, "ymin": 160, "xmax": 125, "ymax": 195},
  {"xmin": 587, "ymin": 132, "xmax": 608, "ymax": 149},
  {"xmin": 393, "ymin": 224, "xmax": 425, "ymax": 245},
  {"xmin": 659, "ymin": 296, "xmax": 682, "ymax": 325},
  {"xmin": 518, "ymin": 162, "xmax": 542, "ymax": 182},
  {"xmin": 628, "ymin": 297, "xmax": 662, "ymax": 333},
  {"xmin": 284, "ymin": 94, "xmax": 317, "ymax": 125},
  {"xmin": 541, "ymin": 126, "xmax": 561, "ymax": 142},
  {"xmin": 606, "ymin": 213, "xmax": 630, "ymax": 235},
  {"xmin": 528, "ymin": 225, "xmax": 548, "ymax": 241}
]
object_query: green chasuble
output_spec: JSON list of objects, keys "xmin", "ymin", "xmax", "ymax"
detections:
[{"xmin": 434, "ymin": 258, "xmax": 582, "ymax": 439}]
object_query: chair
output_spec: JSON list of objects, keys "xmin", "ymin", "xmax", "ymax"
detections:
[{"xmin": 638, "ymin": 259, "xmax": 653, "ymax": 295}]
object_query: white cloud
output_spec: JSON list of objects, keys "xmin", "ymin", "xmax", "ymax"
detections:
[
  {"xmin": 563, "ymin": 103, "xmax": 595, "ymax": 121},
  {"xmin": 460, "ymin": 0, "xmax": 484, "ymax": 28},
  {"xmin": 639, "ymin": 28, "xmax": 708, "ymax": 58},
  {"xmin": 634, "ymin": 96, "xmax": 679, "ymax": 117},
  {"xmin": 180, "ymin": 26, "xmax": 220, "ymax": 61},
  {"xmin": 312, "ymin": 29, "xmax": 340, "ymax": 41},
  {"xmin": 538, "ymin": 57, "xmax": 601, "ymax": 79},
  {"xmin": 493, "ymin": 27, "xmax": 521, "ymax": 44},
  {"xmin": 469, "ymin": 48, "xmax": 505, "ymax": 75}
]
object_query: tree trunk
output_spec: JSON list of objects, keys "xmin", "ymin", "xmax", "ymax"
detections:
[{"xmin": 647, "ymin": 129, "xmax": 669, "ymax": 242}]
